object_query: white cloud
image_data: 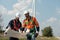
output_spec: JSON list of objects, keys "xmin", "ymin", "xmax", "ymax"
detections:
[
  {"xmin": 47, "ymin": 17, "xmax": 57, "ymax": 23},
  {"xmin": 56, "ymin": 8, "xmax": 60, "ymax": 14},
  {"xmin": 0, "ymin": 0, "xmax": 35, "ymax": 24},
  {"xmin": 40, "ymin": 17, "xmax": 60, "ymax": 36},
  {"xmin": 13, "ymin": 0, "xmax": 32, "ymax": 11},
  {"xmin": 5, "ymin": 0, "xmax": 33, "ymax": 16},
  {"xmin": 8, "ymin": 9, "xmax": 18, "ymax": 15},
  {"xmin": 0, "ymin": 5, "xmax": 17, "ymax": 15},
  {"xmin": 0, "ymin": 0, "xmax": 33, "ymax": 15},
  {"xmin": 0, "ymin": 5, "xmax": 8, "ymax": 14},
  {"xmin": 41, "ymin": 17, "xmax": 58, "ymax": 28}
]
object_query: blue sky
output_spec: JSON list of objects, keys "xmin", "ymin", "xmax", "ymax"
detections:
[
  {"xmin": 0, "ymin": 0, "xmax": 60, "ymax": 36},
  {"xmin": 36, "ymin": 0, "xmax": 60, "ymax": 36},
  {"xmin": 0, "ymin": 0, "xmax": 17, "ymax": 10}
]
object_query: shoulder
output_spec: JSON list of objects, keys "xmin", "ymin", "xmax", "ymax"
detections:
[
  {"xmin": 9, "ymin": 19, "xmax": 15, "ymax": 23},
  {"xmin": 19, "ymin": 21, "xmax": 22, "ymax": 24},
  {"xmin": 10, "ymin": 20, "xmax": 13, "ymax": 22},
  {"xmin": 32, "ymin": 17, "xmax": 36, "ymax": 20},
  {"xmin": 7, "ymin": 19, "xmax": 14, "ymax": 27},
  {"xmin": 23, "ymin": 19, "xmax": 28, "ymax": 23},
  {"xmin": 23, "ymin": 19, "xmax": 26, "ymax": 22}
]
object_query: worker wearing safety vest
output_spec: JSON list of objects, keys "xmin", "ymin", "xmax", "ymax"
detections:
[
  {"xmin": 4, "ymin": 12, "xmax": 22, "ymax": 40},
  {"xmin": 22, "ymin": 11, "xmax": 40, "ymax": 40}
]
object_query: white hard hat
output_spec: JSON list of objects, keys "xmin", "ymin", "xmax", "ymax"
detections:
[
  {"xmin": 15, "ymin": 12, "xmax": 20, "ymax": 18},
  {"xmin": 24, "ymin": 10, "xmax": 29, "ymax": 15}
]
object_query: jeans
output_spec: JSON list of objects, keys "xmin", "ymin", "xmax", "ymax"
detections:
[
  {"xmin": 26, "ymin": 33, "xmax": 35, "ymax": 40},
  {"xmin": 9, "ymin": 37, "xmax": 19, "ymax": 40}
]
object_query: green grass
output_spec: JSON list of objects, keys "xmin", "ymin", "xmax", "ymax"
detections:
[
  {"xmin": 0, "ymin": 33, "xmax": 59, "ymax": 40},
  {"xmin": 0, "ymin": 36, "xmax": 59, "ymax": 40},
  {"xmin": 0, "ymin": 37, "xmax": 8, "ymax": 40},
  {"xmin": 36, "ymin": 36, "xmax": 59, "ymax": 40}
]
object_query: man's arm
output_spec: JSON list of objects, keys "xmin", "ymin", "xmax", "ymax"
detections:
[
  {"xmin": 4, "ymin": 26, "xmax": 10, "ymax": 36},
  {"xmin": 21, "ymin": 20, "xmax": 26, "ymax": 33},
  {"xmin": 33, "ymin": 17, "xmax": 40, "ymax": 37},
  {"xmin": 33, "ymin": 17, "xmax": 40, "ymax": 33},
  {"xmin": 4, "ymin": 27, "xmax": 10, "ymax": 34},
  {"xmin": 4, "ymin": 20, "xmax": 12, "ymax": 36}
]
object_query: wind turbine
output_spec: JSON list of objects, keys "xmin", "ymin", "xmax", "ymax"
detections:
[{"xmin": 33, "ymin": 0, "xmax": 36, "ymax": 17}]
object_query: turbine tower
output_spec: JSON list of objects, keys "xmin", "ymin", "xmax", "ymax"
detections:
[{"xmin": 33, "ymin": 0, "xmax": 36, "ymax": 17}]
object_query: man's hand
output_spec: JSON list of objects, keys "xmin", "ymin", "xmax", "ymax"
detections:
[
  {"xmin": 4, "ymin": 32, "xmax": 7, "ymax": 37},
  {"xmin": 18, "ymin": 29, "xmax": 23, "ymax": 33},
  {"xmin": 4, "ymin": 27, "xmax": 10, "ymax": 36},
  {"xmin": 35, "ymin": 31, "xmax": 39, "ymax": 38}
]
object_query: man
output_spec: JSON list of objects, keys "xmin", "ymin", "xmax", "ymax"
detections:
[
  {"xmin": 4, "ymin": 12, "xmax": 22, "ymax": 40},
  {"xmin": 22, "ymin": 11, "xmax": 40, "ymax": 40}
]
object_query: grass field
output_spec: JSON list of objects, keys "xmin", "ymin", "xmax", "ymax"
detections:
[
  {"xmin": 0, "ymin": 33, "xmax": 59, "ymax": 40},
  {"xmin": 0, "ymin": 36, "xmax": 59, "ymax": 40}
]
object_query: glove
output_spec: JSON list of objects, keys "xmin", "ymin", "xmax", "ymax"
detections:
[
  {"xmin": 35, "ymin": 33, "xmax": 38, "ymax": 38},
  {"xmin": 35, "ymin": 31, "xmax": 39, "ymax": 38}
]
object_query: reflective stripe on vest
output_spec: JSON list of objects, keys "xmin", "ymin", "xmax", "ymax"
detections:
[{"xmin": 13, "ymin": 20, "xmax": 20, "ymax": 30}]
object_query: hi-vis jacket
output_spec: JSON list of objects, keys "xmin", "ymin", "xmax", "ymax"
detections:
[
  {"xmin": 23, "ymin": 17, "xmax": 39, "ymax": 29},
  {"xmin": 7, "ymin": 19, "xmax": 22, "ymax": 31}
]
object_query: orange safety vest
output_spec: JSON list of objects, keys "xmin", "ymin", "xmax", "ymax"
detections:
[
  {"xmin": 23, "ymin": 17, "xmax": 39, "ymax": 29},
  {"xmin": 13, "ymin": 20, "xmax": 21, "ymax": 30}
]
